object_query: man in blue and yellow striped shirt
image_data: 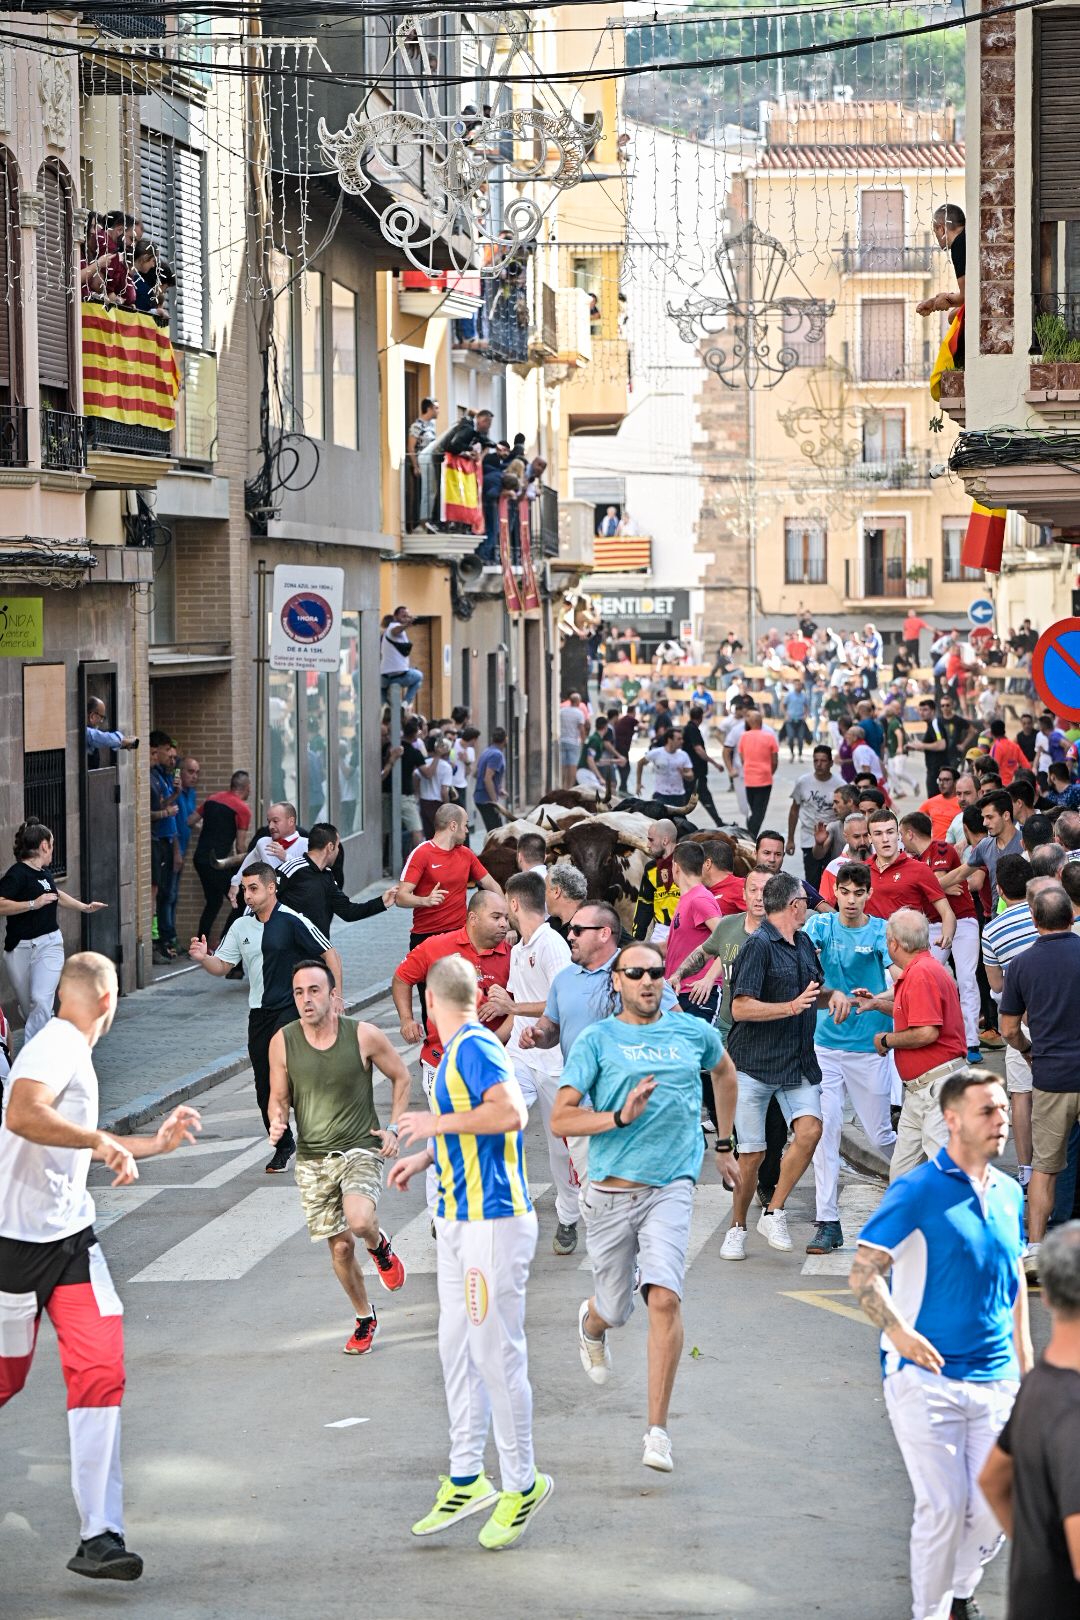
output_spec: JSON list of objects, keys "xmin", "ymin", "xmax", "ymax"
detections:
[{"xmin": 390, "ymin": 953, "xmax": 553, "ymax": 1551}]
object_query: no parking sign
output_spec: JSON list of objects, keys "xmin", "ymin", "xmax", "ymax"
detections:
[
  {"xmin": 270, "ymin": 566, "xmax": 344, "ymax": 672},
  {"xmin": 1032, "ymin": 618, "xmax": 1080, "ymax": 722}
]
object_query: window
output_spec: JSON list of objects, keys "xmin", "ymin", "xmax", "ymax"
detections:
[
  {"xmin": 269, "ymin": 249, "xmax": 294, "ymax": 431},
  {"xmin": 942, "ymin": 519, "xmax": 982, "ymax": 582},
  {"xmin": 860, "ymin": 299, "xmax": 905, "ymax": 380},
  {"xmin": 784, "ymin": 518, "xmax": 826, "ymax": 584},
  {"xmin": 785, "ymin": 308, "xmax": 826, "ymax": 368},
  {"xmin": 36, "ymin": 161, "xmax": 74, "ymax": 406},
  {"xmin": 24, "ymin": 750, "xmax": 67, "ymax": 875},
  {"xmin": 862, "ymin": 409, "xmax": 905, "ymax": 465},
  {"xmin": 858, "ymin": 190, "xmax": 904, "ymax": 269},
  {"xmin": 1037, "ymin": 10, "xmax": 1080, "ymax": 322},
  {"xmin": 268, "ymin": 666, "xmax": 298, "ymax": 805},
  {"xmin": 300, "ymin": 270, "xmax": 323, "ymax": 440},
  {"xmin": 337, "ymin": 610, "xmax": 362, "ymax": 836},
  {"xmin": 139, "ymin": 133, "xmax": 206, "ymax": 348},
  {"xmin": 863, "ymin": 521, "xmax": 907, "ymax": 597},
  {"xmin": 302, "ymin": 672, "xmax": 330, "ymax": 825},
  {"xmin": 331, "ymin": 281, "xmax": 357, "ymax": 449},
  {"xmin": 0, "ymin": 148, "xmax": 20, "ymax": 411}
]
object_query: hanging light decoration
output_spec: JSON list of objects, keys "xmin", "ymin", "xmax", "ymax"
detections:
[
  {"xmin": 666, "ymin": 223, "xmax": 834, "ymax": 389},
  {"xmin": 318, "ymin": 11, "xmax": 598, "ymax": 277}
]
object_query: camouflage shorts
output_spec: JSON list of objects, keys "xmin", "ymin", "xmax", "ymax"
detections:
[{"xmin": 294, "ymin": 1148, "xmax": 384, "ymax": 1242}]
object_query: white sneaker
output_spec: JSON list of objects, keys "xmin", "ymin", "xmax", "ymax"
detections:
[
  {"xmin": 642, "ymin": 1427, "xmax": 673, "ymax": 1472},
  {"xmin": 720, "ymin": 1225, "xmax": 747, "ymax": 1261},
  {"xmin": 757, "ymin": 1209, "xmax": 793, "ymax": 1251},
  {"xmin": 1023, "ymin": 1242, "xmax": 1041, "ymax": 1277},
  {"xmin": 577, "ymin": 1298, "xmax": 611, "ymax": 1385}
]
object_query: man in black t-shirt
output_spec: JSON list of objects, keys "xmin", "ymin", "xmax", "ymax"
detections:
[
  {"xmin": 192, "ymin": 770, "xmax": 253, "ymax": 945},
  {"xmin": 906, "ymin": 697, "xmax": 950, "ymax": 797},
  {"xmin": 682, "ymin": 704, "xmax": 724, "ymax": 826},
  {"xmin": 917, "ymin": 203, "xmax": 966, "ymax": 366},
  {"xmin": 979, "ymin": 1222, "xmax": 1080, "ymax": 1620}
]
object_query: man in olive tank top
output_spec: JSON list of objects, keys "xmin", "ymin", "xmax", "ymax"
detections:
[{"xmin": 268, "ymin": 959, "xmax": 412, "ymax": 1355}]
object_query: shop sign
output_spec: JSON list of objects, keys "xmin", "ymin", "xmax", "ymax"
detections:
[{"xmin": 0, "ymin": 597, "xmax": 43, "ymax": 657}]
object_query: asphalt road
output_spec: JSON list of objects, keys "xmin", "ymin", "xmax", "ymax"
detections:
[{"xmin": 3, "ymin": 986, "xmax": 1023, "ymax": 1620}]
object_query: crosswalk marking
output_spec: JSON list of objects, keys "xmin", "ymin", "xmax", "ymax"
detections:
[
  {"xmin": 578, "ymin": 1183, "xmax": 732, "ymax": 1272},
  {"xmin": 92, "ymin": 1186, "xmax": 164, "ymax": 1232},
  {"xmin": 170, "ymin": 1135, "xmax": 261, "ymax": 1159},
  {"xmin": 800, "ymin": 1181, "xmax": 883, "ymax": 1275},
  {"xmin": 130, "ymin": 1188, "xmax": 307, "ymax": 1282},
  {"xmin": 387, "ymin": 1184, "xmax": 553, "ymax": 1276},
  {"xmin": 195, "ymin": 1141, "xmax": 276, "ymax": 1188}
]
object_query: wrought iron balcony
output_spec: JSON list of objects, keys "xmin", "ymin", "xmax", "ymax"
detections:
[
  {"xmin": 86, "ymin": 7, "xmax": 167, "ymax": 38},
  {"xmin": 836, "ymin": 238, "xmax": 937, "ymax": 275},
  {"xmin": 40, "ymin": 408, "xmax": 86, "ymax": 473},
  {"xmin": 0, "ymin": 404, "xmax": 29, "ymax": 469},
  {"xmin": 841, "ymin": 450, "xmax": 935, "ymax": 490},
  {"xmin": 538, "ymin": 485, "xmax": 559, "ymax": 558},
  {"xmin": 845, "ymin": 556, "xmax": 932, "ymax": 600},
  {"xmin": 87, "ymin": 416, "xmax": 172, "ymax": 458},
  {"xmin": 487, "ymin": 293, "xmax": 530, "ymax": 365}
]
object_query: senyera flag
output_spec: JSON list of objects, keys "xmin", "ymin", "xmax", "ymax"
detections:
[
  {"xmin": 962, "ymin": 500, "xmax": 1006, "ymax": 573},
  {"xmin": 81, "ymin": 305, "xmax": 180, "ymax": 430}
]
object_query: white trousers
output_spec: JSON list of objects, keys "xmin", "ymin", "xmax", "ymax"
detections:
[
  {"xmin": 69, "ymin": 1406, "xmax": 124, "ymax": 1539},
  {"xmin": 421, "ymin": 1061, "xmax": 440, "ymax": 1215},
  {"xmin": 6, "ymin": 930, "xmax": 65, "ymax": 1041},
  {"xmin": 884, "ymin": 1365, "xmax": 1017, "ymax": 1620},
  {"xmin": 436, "ymin": 1212, "xmax": 538, "ymax": 1492},
  {"xmin": 887, "ymin": 752, "xmax": 922, "ymax": 796},
  {"xmin": 891, "ymin": 1077, "xmax": 954, "ymax": 1182},
  {"xmin": 812, "ymin": 1048, "xmax": 896, "ymax": 1222},
  {"xmin": 514, "ymin": 1061, "xmax": 581, "ymax": 1226},
  {"xmin": 929, "ymin": 918, "xmax": 980, "ymax": 1051},
  {"xmin": 730, "ymin": 773, "xmax": 749, "ymax": 817}
]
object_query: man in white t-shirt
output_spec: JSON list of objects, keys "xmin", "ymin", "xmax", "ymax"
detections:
[
  {"xmin": 416, "ymin": 736, "xmax": 455, "ymax": 839},
  {"xmin": 847, "ymin": 725, "xmax": 885, "ymax": 784},
  {"xmin": 380, "ymin": 605, "xmax": 423, "ymax": 705},
  {"xmin": 487, "ymin": 871, "xmax": 579, "ymax": 1253},
  {"xmin": 787, "ymin": 746, "xmax": 847, "ymax": 890},
  {"xmin": 721, "ymin": 697, "xmax": 751, "ymax": 817},
  {"xmin": 559, "ymin": 694, "xmax": 588, "ymax": 787},
  {"xmin": 450, "ymin": 726, "xmax": 478, "ymax": 826},
  {"xmin": 0, "ymin": 953, "xmax": 200, "ymax": 1583},
  {"xmin": 635, "ymin": 729, "xmax": 694, "ymax": 808}
]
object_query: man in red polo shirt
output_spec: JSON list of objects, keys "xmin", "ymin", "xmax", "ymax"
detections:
[
  {"xmin": 391, "ymin": 889, "xmax": 511, "ymax": 1213},
  {"xmin": 701, "ymin": 840, "xmax": 747, "ymax": 915},
  {"xmin": 852, "ymin": 907, "xmax": 966, "ymax": 1181},
  {"xmin": 396, "ymin": 803, "xmax": 502, "ymax": 948},
  {"xmin": 863, "ymin": 809, "xmax": 955, "ymax": 955},
  {"xmin": 899, "ymin": 810, "xmax": 981, "ymax": 1062}
]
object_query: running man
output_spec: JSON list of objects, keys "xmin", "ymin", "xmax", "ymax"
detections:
[
  {"xmin": 389, "ymin": 955, "xmax": 552, "ymax": 1550},
  {"xmin": 268, "ymin": 960, "xmax": 411, "ymax": 1355},
  {"xmin": 0, "ymin": 953, "xmax": 201, "ymax": 1582},
  {"xmin": 551, "ymin": 941, "xmax": 740, "ymax": 1474}
]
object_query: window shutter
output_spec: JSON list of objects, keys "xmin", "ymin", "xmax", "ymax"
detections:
[
  {"xmin": 139, "ymin": 133, "xmax": 170, "ymax": 250},
  {"xmin": 173, "ymin": 145, "xmax": 204, "ymax": 347},
  {"xmin": 0, "ymin": 154, "xmax": 12, "ymax": 392},
  {"xmin": 1038, "ymin": 12, "xmax": 1080, "ymax": 220},
  {"xmin": 36, "ymin": 165, "xmax": 71, "ymax": 394}
]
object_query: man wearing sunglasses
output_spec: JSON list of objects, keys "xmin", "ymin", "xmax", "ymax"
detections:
[{"xmin": 550, "ymin": 941, "xmax": 740, "ymax": 1476}]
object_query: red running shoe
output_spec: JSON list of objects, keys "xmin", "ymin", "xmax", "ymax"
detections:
[
  {"xmin": 369, "ymin": 1229, "xmax": 407, "ymax": 1292},
  {"xmin": 344, "ymin": 1312, "xmax": 378, "ymax": 1355}
]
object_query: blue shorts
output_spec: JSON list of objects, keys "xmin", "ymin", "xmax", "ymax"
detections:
[{"xmin": 734, "ymin": 1070, "xmax": 822, "ymax": 1152}]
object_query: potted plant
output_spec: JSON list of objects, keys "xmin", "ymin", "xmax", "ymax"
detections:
[{"xmin": 1028, "ymin": 311, "xmax": 1080, "ymax": 403}]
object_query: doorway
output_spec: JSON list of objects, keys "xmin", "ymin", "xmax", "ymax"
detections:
[{"xmin": 78, "ymin": 662, "xmax": 123, "ymax": 965}]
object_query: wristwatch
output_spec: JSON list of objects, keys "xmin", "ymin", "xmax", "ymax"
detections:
[
  {"xmin": 385, "ymin": 1122, "xmax": 400, "ymax": 1136},
  {"xmin": 714, "ymin": 1136, "xmax": 735, "ymax": 1153}
]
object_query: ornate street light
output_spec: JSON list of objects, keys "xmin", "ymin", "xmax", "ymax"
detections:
[
  {"xmin": 318, "ymin": 11, "xmax": 597, "ymax": 277},
  {"xmin": 666, "ymin": 223, "xmax": 834, "ymax": 389}
]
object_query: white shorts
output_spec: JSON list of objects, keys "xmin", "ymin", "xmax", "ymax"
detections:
[
  {"xmin": 1005, "ymin": 1038, "xmax": 1032, "ymax": 1095},
  {"xmin": 400, "ymin": 797, "xmax": 422, "ymax": 833},
  {"xmin": 580, "ymin": 1179, "xmax": 693, "ymax": 1328}
]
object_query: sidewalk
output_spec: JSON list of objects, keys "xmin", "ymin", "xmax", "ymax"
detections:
[{"xmin": 98, "ymin": 881, "xmax": 412, "ymax": 1130}]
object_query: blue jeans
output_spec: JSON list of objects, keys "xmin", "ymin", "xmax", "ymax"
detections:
[
  {"xmin": 381, "ymin": 668, "xmax": 423, "ymax": 703},
  {"xmin": 1052, "ymin": 1122, "xmax": 1080, "ymax": 1225},
  {"xmin": 161, "ymin": 858, "xmax": 182, "ymax": 945}
]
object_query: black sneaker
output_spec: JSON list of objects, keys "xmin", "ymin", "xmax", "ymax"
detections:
[
  {"xmin": 552, "ymin": 1221, "xmax": 578, "ymax": 1256},
  {"xmin": 67, "ymin": 1531, "xmax": 143, "ymax": 1581},
  {"xmin": 950, "ymin": 1600, "xmax": 983, "ymax": 1620},
  {"xmin": 265, "ymin": 1144, "xmax": 294, "ymax": 1174}
]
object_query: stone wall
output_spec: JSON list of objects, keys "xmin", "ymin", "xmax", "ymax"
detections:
[{"xmin": 980, "ymin": 12, "xmax": 1016, "ymax": 355}]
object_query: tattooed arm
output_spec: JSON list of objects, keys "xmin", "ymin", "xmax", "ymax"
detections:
[{"xmin": 848, "ymin": 1243, "xmax": 945, "ymax": 1373}]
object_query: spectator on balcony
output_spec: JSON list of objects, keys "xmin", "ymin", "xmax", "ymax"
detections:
[
  {"xmin": 131, "ymin": 240, "xmax": 167, "ymax": 320},
  {"xmin": 917, "ymin": 203, "xmax": 966, "ymax": 360},
  {"xmin": 525, "ymin": 456, "xmax": 547, "ymax": 499},
  {"xmin": 598, "ymin": 506, "xmax": 619, "ymax": 537},
  {"xmin": 380, "ymin": 606, "xmax": 423, "ymax": 708},
  {"xmin": 407, "ymin": 397, "xmax": 439, "ymax": 532}
]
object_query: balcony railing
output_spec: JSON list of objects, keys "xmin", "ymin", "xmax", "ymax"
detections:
[
  {"xmin": 845, "ymin": 556, "xmax": 932, "ymax": 599},
  {"xmin": 0, "ymin": 404, "xmax": 29, "ymax": 469},
  {"xmin": 87, "ymin": 417, "xmax": 172, "ymax": 458},
  {"xmin": 842, "ymin": 450, "xmax": 935, "ymax": 489},
  {"xmin": 90, "ymin": 8, "xmax": 167, "ymax": 37},
  {"xmin": 854, "ymin": 343, "xmax": 932, "ymax": 383},
  {"xmin": 488, "ymin": 292, "xmax": 529, "ymax": 364},
  {"xmin": 836, "ymin": 238, "xmax": 937, "ymax": 275},
  {"xmin": 1031, "ymin": 292, "xmax": 1080, "ymax": 349},
  {"xmin": 538, "ymin": 484, "xmax": 559, "ymax": 557},
  {"xmin": 40, "ymin": 408, "xmax": 86, "ymax": 472},
  {"xmin": 81, "ymin": 304, "xmax": 179, "ymax": 458}
]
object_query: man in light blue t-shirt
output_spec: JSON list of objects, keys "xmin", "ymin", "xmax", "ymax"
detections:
[
  {"xmin": 550, "ymin": 940, "xmax": 739, "ymax": 1478},
  {"xmin": 803, "ymin": 859, "xmax": 897, "ymax": 1255}
]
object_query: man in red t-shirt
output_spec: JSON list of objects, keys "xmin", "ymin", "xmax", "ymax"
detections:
[
  {"xmin": 701, "ymin": 839, "xmax": 747, "ymax": 915},
  {"xmin": 397, "ymin": 802, "xmax": 501, "ymax": 947},
  {"xmin": 852, "ymin": 908, "xmax": 966, "ymax": 1181},
  {"xmin": 665, "ymin": 842, "xmax": 722, "ymax": 999},
  {"xmin": 988, "ymin": 718, "xmax": 1026, "ymax": 787},
  {"xmin": 391, "ymin": 890, "xmax": 511, "ymax": 1212},
  {"xmin": 863, "ymin": 810, "xmax": 955, "ymax": 953},
  {"xmin": 899, "ymin": 811, "xmax": 981, "ymax": 1061}
]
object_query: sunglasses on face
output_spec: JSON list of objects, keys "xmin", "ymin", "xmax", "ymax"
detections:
[
  {"xmin": 568, "ymin": 923, "xmax": 606, "ymax": 937},
  {"xmin": 616, "ymin": 964, "xmax": 666, "ymax": 981}
]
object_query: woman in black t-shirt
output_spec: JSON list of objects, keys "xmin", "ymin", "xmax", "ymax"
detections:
[{"xmin": 0, "ymin": 821, "xmax": 107, "ymax": 1038}]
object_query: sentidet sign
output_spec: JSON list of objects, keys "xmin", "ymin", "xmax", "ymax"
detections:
[{"xmin": 269, "ymin": 567, "xmax": 345, "ymax": 672}]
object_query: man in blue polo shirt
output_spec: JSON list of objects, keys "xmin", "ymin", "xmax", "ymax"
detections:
[{"xmin": 849, "ymin": 1070, "xmax": 1033, "ymax": 1620}]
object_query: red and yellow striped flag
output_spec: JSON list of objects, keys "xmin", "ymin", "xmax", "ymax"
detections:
[
  {"xmin": 962, "ymin": 500, "xmax": 1006, "ymax": 573},
  {"xmin": 81, "ymin": 305, "xmax": 180, "ymax": 431},
  {"xmin": 929, "ymin": 305, "xmax": 964, "ymax": 402}
]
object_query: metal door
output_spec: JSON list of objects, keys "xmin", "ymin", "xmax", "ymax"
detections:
[{"xmin": 78, "ymin": 662, "xmax": 123, "ymax": 964}]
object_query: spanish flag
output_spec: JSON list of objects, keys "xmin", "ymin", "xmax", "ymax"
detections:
[
  {"xmin": 441, "ymin": 452, "xmax": 483, "ymax": 529},
  {"xmin": 929, "ymin": 305, "xmax": 964, "ymax": 402},
  {"xmin": 962, "ymin": 500, "xmax": 1006, "ymax": 573}
]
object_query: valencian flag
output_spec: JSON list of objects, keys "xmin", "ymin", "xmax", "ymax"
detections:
[
  {"xmin": 516, "ymin": 493, "xmax": 541, "ymax": 612},
  {"xmin": 81, "ymin": 306, "xmax": 180, "ymax": 430},
  {"xmin": 929, "ymin": 305, "xmax": 964, "ymax": 402},
  {"xmin": 441, "ymin": 453, "xmax": 484, "ymax": 529},
  {"xmin": 498, "ymin": 491, "xmax": 523, "ymax": 614},
  {"xmin": 962, "ymin": 500, "xmax": 1007, "ymax": 573}
]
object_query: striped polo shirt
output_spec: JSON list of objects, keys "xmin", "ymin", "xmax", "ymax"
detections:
[
  {"xmin": 432, "ymin": 1022, "xmax": 531, "ymax": 1222},
  {"xmin": 981, "ymin": 903, "xmax": 1038, "ymax": 976}
]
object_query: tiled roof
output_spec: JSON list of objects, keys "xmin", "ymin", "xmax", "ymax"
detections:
[{"xmin": 755, "ymin": 141, "xmax": 965, "ymax": 171}]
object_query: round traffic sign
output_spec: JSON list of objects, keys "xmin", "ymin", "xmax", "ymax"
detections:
[
  {"xmin": 280, "ymin": 591, "xmax": 334, "ymax": 646},
  {"xmin": 1032, "ymin": 618, "xmax": 1080, "ymax": 722},
  {"xmin": 968, "ymin": 598, "xmax": 995, "ymax": 627}
]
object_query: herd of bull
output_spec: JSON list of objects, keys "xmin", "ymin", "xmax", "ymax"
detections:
[{"xmin": 478, "ymin": 787, "xmax": 757, "ymax": 933}]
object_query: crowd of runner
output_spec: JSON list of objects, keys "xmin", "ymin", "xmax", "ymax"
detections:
[{"xmin": 3, "ymin": 660, "xmax": 1080, "ymax": 1616}]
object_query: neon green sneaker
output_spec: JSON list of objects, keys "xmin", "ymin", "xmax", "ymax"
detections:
[
  {"xmin": 411, "ymin": 1475, "xmax": 498, "ymax": 1537},
  {"xmin": 477, "ymin": 1473, "xmax": 554, "ymax": 1551}
]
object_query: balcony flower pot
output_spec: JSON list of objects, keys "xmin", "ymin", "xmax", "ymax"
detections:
[{"xmin": 906, "ymin": 565, "xmax": 929, "ymax": 582}]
